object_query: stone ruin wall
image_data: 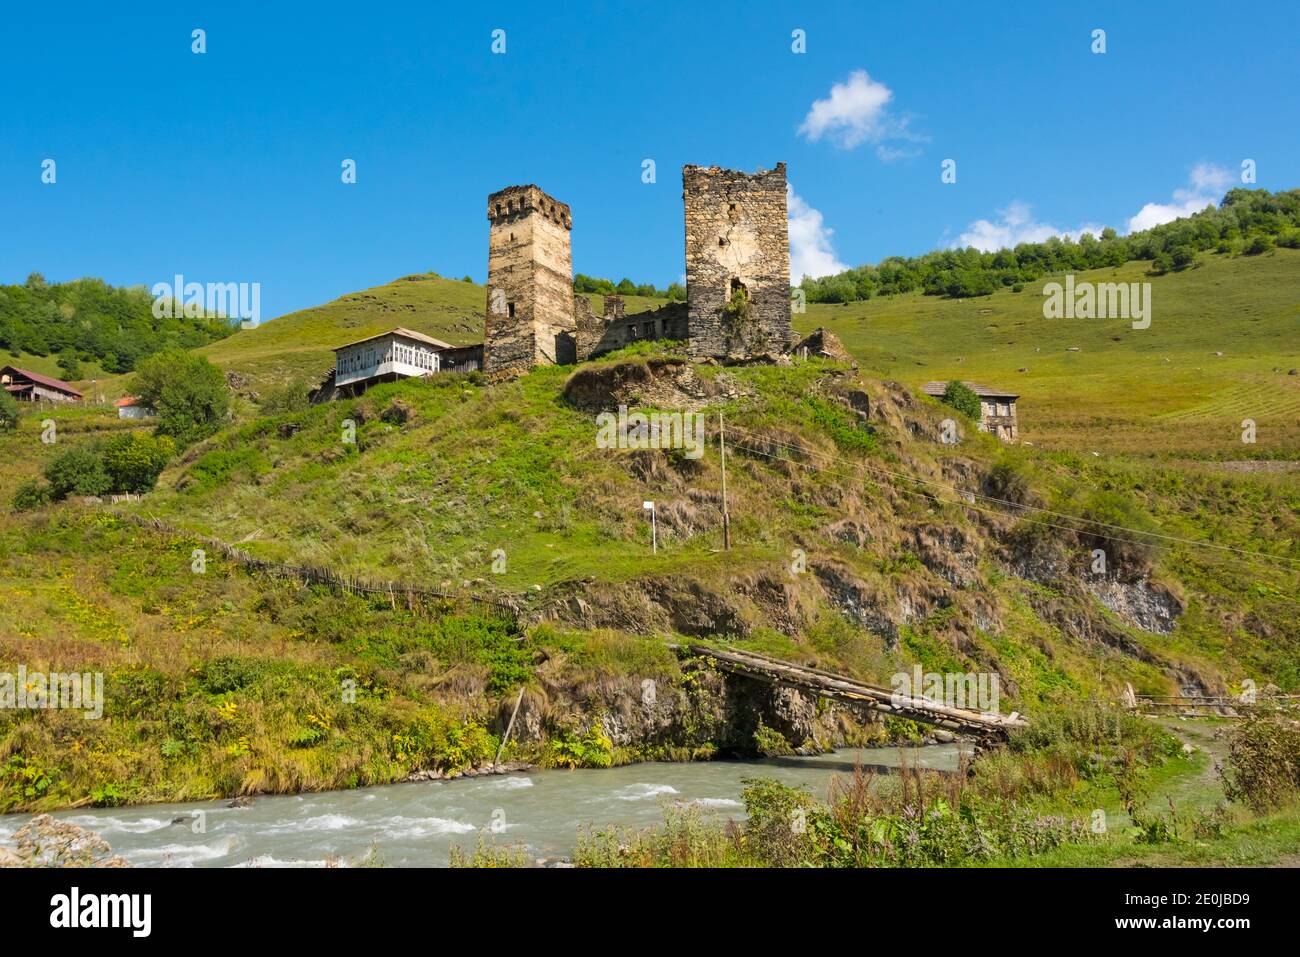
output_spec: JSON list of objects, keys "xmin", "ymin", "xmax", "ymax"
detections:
[
  {"xmin": 683, "ymin": 163, "xmax": 792, "ymax": 360},
  {"xmin": 574, "ymin": 295, "xmax": 689, "ymax": 361}
]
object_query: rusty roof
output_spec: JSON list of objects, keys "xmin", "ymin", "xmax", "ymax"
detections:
[{"xmin": 0, "ymin": 366, "xmax": 83, "ymax": 398}]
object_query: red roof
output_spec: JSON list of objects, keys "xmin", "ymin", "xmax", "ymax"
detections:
[
  {"xmin": 0, "ymin": 366, "xmax": 83, "ymax": 398},
  {"xmin": 115, "ymin": 396, "xmax": 142, "ymax": 408}
]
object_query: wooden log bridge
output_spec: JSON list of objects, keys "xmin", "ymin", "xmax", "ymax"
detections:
[{"xmin": 687, "ymin": 644, "xmax": 1027, "ymax": 740}]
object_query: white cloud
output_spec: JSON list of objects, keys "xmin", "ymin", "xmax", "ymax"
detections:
[
  {"xmin": 956, "ymin": 201, "xmax": 1107, "ymax": 252},
  {"xmin": 798, "ymin": 70, "xmax": 924, "ymax": 159},
  {"xmin": 788, "ymin": 185, "xmax": 847, "ymax": 280},
  {"xmin": 1125, "ymin": 163, "xmax": 1232, "ymax": 233}
]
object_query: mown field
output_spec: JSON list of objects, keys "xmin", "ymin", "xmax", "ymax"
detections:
[{"xmin": 799, "ymin": 247, "xmax": 1300, "ymax": 457}]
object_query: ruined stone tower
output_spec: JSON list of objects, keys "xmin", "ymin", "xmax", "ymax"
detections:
[
  {"xmin": 483, "ymin": 185, "xmax": 576, "ymax": 379},
  {"xmin": 682, "ymin": 163, "xmax": 792, "ymax": 359}
]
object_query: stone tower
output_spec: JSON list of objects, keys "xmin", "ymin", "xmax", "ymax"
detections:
[
  {"xmin": 483, "ymin": 184, "xmax": 576, "ymax": 379},
  {"xmin": 682, "ymin": 163, "xmax": 792, "ymax": 359}
]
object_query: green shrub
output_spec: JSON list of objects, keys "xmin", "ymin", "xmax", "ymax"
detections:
[
  {"xmin": 259, "ymin": 379, "xmax": 311, "ymax": 415},
  {"xmin": 1244, "ymin": 234, "xmax": 1274, "ymax": 255},
  {"xmin": 1076, "ymin": 490, "xmax": 1162, "ymax": 575},
  {"xmin": 985, "ymin": 458, "xmax": 1035, "ymax": 507},
  {"xmin": 543, "ymin": 724, "xmax": 613, "ymax": 769},
  {"xmin": 101, "ymin": 432, "xmax": 175, "ymax": 493},
  {"xmin": 941, "ymin": 380, "xmax": 981, "ymax": 420},
  {"xmin": 131, "ymin": 349, "xmax": 230, "ymax": 445},
  {"xmin": 11, "ymin": 479, "xmax": 52, "ymax": 512},
  {"xmin": 189, "ymin": 447, "xmax": 265, "ymax": 489},
  {"xmin": 0, "ymin": 392, "xmax": 19, "ymax": 431},
  {"xmin": 752, "ymin": 720, "xmax": 792, "ymax": 757},
  {"xmin": 740, "ymin": 778, "xmax": 821, "ymax": 866},
  {"xmin": 43, "ymin": 446, "xmax": 112, "ymax": 499},
  {"xmin": 1220, "ymin": 711, "xmax": 1300, "ymax": 812}
]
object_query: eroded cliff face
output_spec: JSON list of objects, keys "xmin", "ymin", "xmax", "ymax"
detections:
[
  {"xmin": 501, "ymin": 660, "xmax": 885, "ymax": 761},
  {"xmin": 543, "ymin": 353, "xmax": 1202, "ymax": 718}
]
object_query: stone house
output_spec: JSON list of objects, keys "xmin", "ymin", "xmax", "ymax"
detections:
[{"xmin": 922, "ymin": 381, "xmax": 1020, "ymax": 442}]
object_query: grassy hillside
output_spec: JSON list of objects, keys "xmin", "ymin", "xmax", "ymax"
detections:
[
  {"xmin": 13, "ymin": 341, "xmax": 1296, "ymax": 686},
  {"xmin": 799, "ymin": 248, "xmax": 1300, "ymax": 456},
  {"xmin": 198, "ymin": 272, "xmax": 667, "ymax": 390},
  {"xmin": 4, "ymin": 244, "xmax": 1298, "ymax": 820}
]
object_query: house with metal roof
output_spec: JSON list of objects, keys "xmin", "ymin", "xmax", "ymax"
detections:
[
  {"xmin": 0, "ymin": 366, "xmax": 83, "ymax": 403},
  {"xmin": 922, "ymin": 380, "xmax": 1020, "ymax": 443},
  {"xmin": 320, "ymin": 328, "xmax": 483, "ymax": 399}
]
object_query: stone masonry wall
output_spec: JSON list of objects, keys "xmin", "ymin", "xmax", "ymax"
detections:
[
  {"xmin": 484, "ymin": 185, "xmax": 575, "ymax": 378},
  {"xmin": 575, "ymin": 297, "xmax": 689, "ymax": 361},
  {"xmin": 683, "ymin": 163, "xmax": 792, "ymax": 360}
]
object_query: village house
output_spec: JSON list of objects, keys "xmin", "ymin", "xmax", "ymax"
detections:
[
  {"xmin": 115, "ymin": 396, "xmax": 153, "ymax": 419},
  {"xmin": 922, "ymin": 381, "xmax": 1020, "ymax": 442},
  {"xmin": 315, "ymin": 328, "xmax": 483, "ymax": 400},
  {"xmin": 0, "ymin": 366, "xmax": 83, "ymax": 403}
]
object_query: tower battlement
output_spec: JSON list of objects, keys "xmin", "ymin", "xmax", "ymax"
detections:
[{"xmin": 487, "ymin": 185, "xmax": 572, "ymax": 229}]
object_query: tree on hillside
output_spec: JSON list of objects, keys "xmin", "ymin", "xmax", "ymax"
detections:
[
  {"xmin": 57, "ymin": 351, "xmax": 83, "ymax": 380},
  {"xmin": 0, "ymin": 392, "xmax": 19, "ymax": 432},
  {"xmin": 43, "ymin": 447, "xmax": 112, "ymax": 499},
  {"xmin": 941, "ymin": 381, "xmax": 981, "ymax": 420},
  {"xmin": 101, "ymin": 432, "xmax": 176, "ymax": 493},
  {"xmin": 0, "ymin": 276, "xmax": 233, "ymax": 373},
  {"xmin": 131, "ymin": 349, "xmax": 230, "ymax": 445}
]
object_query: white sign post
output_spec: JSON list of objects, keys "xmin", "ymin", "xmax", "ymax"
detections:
[{"xmin": 643, "ymin": 501, "xmax": 656, "ymax": 554}]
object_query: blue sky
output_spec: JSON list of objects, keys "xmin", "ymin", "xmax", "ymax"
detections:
[{"xmin": 2, "ymin": 0, "xmax": 1296, "ymax": 320}]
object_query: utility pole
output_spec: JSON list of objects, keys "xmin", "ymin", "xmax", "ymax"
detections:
[{"xmin": 719, "ymin": 411, "xmax": 731, "ymax": 550}]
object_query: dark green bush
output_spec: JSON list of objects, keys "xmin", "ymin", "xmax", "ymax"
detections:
[
  {"xmin": 11, "ymin": 479, "xmax": 51, "ymax": 512},
  {"xmin": 941, "ymin": 381, "xmax": 981, "ymax": 420},
  {"xmin": 43, "ymin": 446, "xmax": 112, "ymax": 499}
]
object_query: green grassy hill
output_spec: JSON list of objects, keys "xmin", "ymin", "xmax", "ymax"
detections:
[{"xmin": 799, "ymin": 248, "xmax": 1300, "ymax": 456}]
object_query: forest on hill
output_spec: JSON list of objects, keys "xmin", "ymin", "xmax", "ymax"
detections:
[
  {"xmin": 0, "ymin": 274, "xmax": 234, "ymax": 376},
  {"xmin": 798, "ymin": 187, "xmax": 1300, "ymax": 302}
]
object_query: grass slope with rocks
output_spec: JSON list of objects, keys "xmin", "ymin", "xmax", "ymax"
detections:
[{"xmin": 3, "ymin": 326, "xmax": 1296, "ymax": 812}]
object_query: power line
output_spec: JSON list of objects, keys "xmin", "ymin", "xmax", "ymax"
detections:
[{"xmin": 717, "ymin": 422, "xmax": 1300, "ymax": 571}]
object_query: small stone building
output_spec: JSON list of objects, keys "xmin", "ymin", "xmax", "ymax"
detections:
[
  {"xmin": 682, "ymin": 163, "xmax": 793, "ymax": 360},
  {"xmin": 922, "ymin": 381, "xmax": 1020, "ymax": 442},
  {"xmin": 0, "ymin": 366, "xmax": 83, "ymax": 403},
  {"xmin": 483, "ymin": 185, "xmax": 577, "ymax": 379}
]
